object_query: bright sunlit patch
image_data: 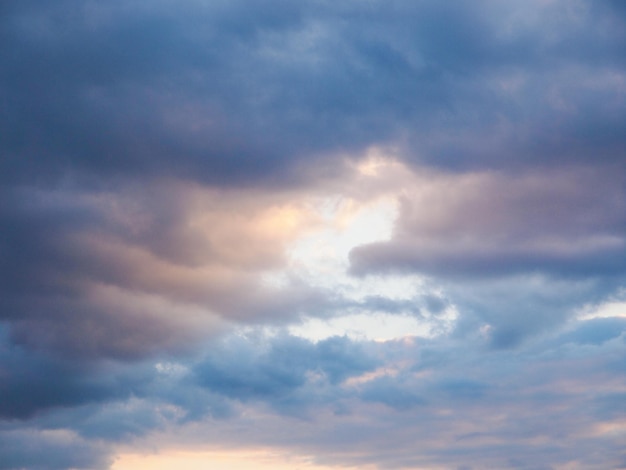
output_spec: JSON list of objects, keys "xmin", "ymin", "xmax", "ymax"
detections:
[
  {"xmin": 577, "ymin": 289, "xmax": 626, "ymax": 320},
  {"xmin": 291, "ymin": 194, "xmax": 397, "ymax": 271},
  {"xmin": 289, "ymin": 312, "xmax": 429, "ymax": 342},
  {"xmin": 111, "ymin": 449, "xmax": 345, "ymax": 470},
  {"xmin": 253, "ymin": 204, "xmax": 312, "ymax": 238},
  {"xmin": 288, "ymin": 189, "xmax": 459, "ymax": 341},
  {"xmin": 258, "ymin": 157, "xmax": 461, "ymax": 342},
  {"xmin": 282, "ymin": 192, "xmax": 405, "ymax": 299},
  {"xmin": 584, "ymin": 300, "xmax": 626, "ymax": 319},
  {"xmin": 260, "ymin": 192, "xmax": 398, "ymax": 291},
  {"xmin": 353, "ymin": 150, "xmax": 404, "ymax": 177},
  {"xmin": 590, "ymin": 421, "xmax": 626, "ymax": 437}
]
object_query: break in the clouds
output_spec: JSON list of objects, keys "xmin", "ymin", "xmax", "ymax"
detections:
[{"xmin": 1, "ymin": 1, "xmax": 625, "ymax": 469}]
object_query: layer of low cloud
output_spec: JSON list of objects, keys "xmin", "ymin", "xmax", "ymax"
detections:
[
  {"xmin": 2, "ymin": 0, "xmax": 625, "ymax": 186},
  {"xmin": 4, "ymin": 319, "xmax": 623, "ymax": 469}
]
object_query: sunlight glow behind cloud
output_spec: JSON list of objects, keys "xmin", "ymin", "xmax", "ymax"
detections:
[{"xmin": 111, "ymin": 449, "xmax": 347, "ymax": 470}]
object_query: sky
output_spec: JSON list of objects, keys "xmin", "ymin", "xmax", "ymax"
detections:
[{"xmin": 1, "ymin": 1, "xmax": 625, "ymax": 469}]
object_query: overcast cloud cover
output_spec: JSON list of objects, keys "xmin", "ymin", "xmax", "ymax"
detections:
[{"xmin": 1, "ymin": 0, "xmax": 625, "ymax": 469}]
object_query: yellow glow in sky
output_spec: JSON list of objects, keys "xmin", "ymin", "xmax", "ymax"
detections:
[{"xmin": 111, "ymin": 449, "xmax": 357, "ymax": 470}]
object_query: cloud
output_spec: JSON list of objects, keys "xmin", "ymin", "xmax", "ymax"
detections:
[
  {"xmin": 0, "ymin": 327, "xmax": 158, "ymax": 419},
  {"xmin": 2, "ymin": 0, "xmax": 625, "ymax": 187},
  {"xmin": 1, "ymin": 321, "xmax": 625, "ymax": 469},
  {"xmin": 558, "ymin": 316, "xmax": 626, "ymax": 346},
  {"xmin": 0, "ymin": 180, "xmax": 343, "ymax": 359},
  {"xmin": 89, "ymin": 325, "xmax": 624, "ymax": 469},
  {"xmin": 350, "ymin": 165, "xmax": 626, "ymax": 280},
  {"xmin": 344, "ymin": 162, "xmax": 626, "ymax": 347},
  {"xmin": 1, "ymin": 0, "xmax": 625, "ymax": 469}
]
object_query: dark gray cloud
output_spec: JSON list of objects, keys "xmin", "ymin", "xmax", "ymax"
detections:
[
  {"xmin": 0, "ymin": 327, "xmax": 157, "ymax": 419},
  {"xmin": 2, "ymin": 0, "xmax": 625, "ymax": 187},
  {"xmin": 194, "ymin": 334, "xmax": 378, "ymax": 415},
  {"xmin": 0, "ymin": 428, "xmax": 110, "ymax": 470}
]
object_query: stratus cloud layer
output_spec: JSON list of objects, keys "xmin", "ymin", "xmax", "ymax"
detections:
[{"xmin": 1, "ymin": 0, "xmax": 625, "ymax": 469}]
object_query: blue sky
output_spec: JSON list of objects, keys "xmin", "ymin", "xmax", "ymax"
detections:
[{"xmin": 1, "ymin": 1, "xmax": 625, "ymax": 469}]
